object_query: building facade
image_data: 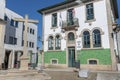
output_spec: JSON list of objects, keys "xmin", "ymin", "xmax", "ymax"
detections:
[
  {"xmin": 0, "ymin": 0, "xmax": 38, "ymax": 70},
  {"xmin": 39, "ymin": 0, "xmax": 119, "ymax": 70}
]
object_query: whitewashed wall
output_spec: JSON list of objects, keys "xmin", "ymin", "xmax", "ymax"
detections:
[{"xmin": 44, "ymin": 0, "xmax": 110, "ymax": 51}]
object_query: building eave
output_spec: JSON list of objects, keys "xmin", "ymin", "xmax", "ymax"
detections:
[{"xmin": 38, "ymin": 0, "xmax": 76, "ymax": 14}]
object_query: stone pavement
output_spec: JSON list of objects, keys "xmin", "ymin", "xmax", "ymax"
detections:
[
  {"xmin": 1, "ymin": 69, "xmax": 120, "ymax": 80},
  {"xmin": 0, "ymin": 70, "xmax": 51, "ymax": 80},
  {"xmin": 44, "ymin": 69, "xmax": 120, "ymax": 80},
  {"xmin": 44, "ymin": 69, "xmax": 97, "ymax": 80},
  {"xmin": 96, "ymin": 71, "xmax": 120, "ymax": 80}
]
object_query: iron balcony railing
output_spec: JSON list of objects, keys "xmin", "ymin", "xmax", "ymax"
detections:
[{"xmin": 62, "ymin": 18, "xmax": 79, "ymax": 30}]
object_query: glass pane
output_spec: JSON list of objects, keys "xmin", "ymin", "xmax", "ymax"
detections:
[
  {"xmin": 55, "ymin": 35, "xmax": 61, "ymax": 50},
  {"xmin": 83, "ymin": 31, "xmax": 90, "ymax": 48},
  {"xmin": 67, "ymin": 9, "xmax": 74, "ymax": 25},
  {"xmin": 86, "ymin": 3, "xmax": 94, "ymax": 20},
  {"xmin": 68, "ymin": 32, "xmax": 74, "ymax": 41},
  {"xmin": 52, "ymin": 13, "xmax": 57, "ymax": 27},
  {"xmin": 48, "ymin": 36, "xmax": 53, "ymax": 50},
  {"xmin": 93, "ymin": 29, "xmax": 101, "ymax": 47}
]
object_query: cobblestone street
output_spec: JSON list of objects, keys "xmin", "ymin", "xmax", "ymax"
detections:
[
  {"xmin": 1, "ymin": 69, "xmax": 120, "ymax": 80},
  {"xmin": 97, "ymin": 72, "xmax": 120, "ymax": 80},
  {"xmin": 45, "ymin": 69, "xmax": 97, "ymax": 80},
  {"xmin": 0, "ymin": 70, "xmax": 50, "ymax": 80}
]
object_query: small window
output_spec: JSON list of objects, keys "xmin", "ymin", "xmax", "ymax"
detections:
[
  {"xmin": 55, "ymin": 35, "xmax": 61, "ymax": 50},
  {"xmin": 32, "ymin": 42, "xmax": 34, "ymax": 48},
  {"xmin": 4, "ymin": 15, "xmax": 8, "ymax": 21},
  {"xmin": 9, "ymin": 36, "xmax": 13, "ymax": 44},
  {"xmin": 30, "ymin": 28, "xmax": 32, "ymax": 34},
  {"xmin": 67, "ymin": 9, "xmax": 74, "ymax": 25},
  {"xmin": 89, "ymin": 60, "xmax": 97, "ymax": 64},
  {"xmin": 29, "ymin": 42, "xmax": 32, "ymax": 47},
  {"xmin": 86, "ymin": 3, "xmax": 94, "ymax": 20},
  {"xmin": 32, "ymin": 29, "xmax": 34, "ymax": 35},
  {"xmin": 68, "ymin": 32, "xmax": 75, "ymax": 41},
  {"xmin": 13, "ymin": 38, "xmax": 17, "ymax": 45},
  {"xmin": 93, "ymin": 29, "xmax": 101, "ymax": 47},
  {"xmin": 48, "ymin": 36, "xmax": 54, "ymax": 50},
  {"xmin": 51, "ymin": 59, "xmax": 58, "ymax": 64},
  {"xmin": 15, "ymin": 21, "xmax": 18, "ymax": 27},
  {"xmin": 10, "ymin": 19, "xmax": 14, "ymax": 26},
  {"xmin": 52, "ymin": 13, "xmax": 57, "ymax": 27},
  {"xmin": 83, "ymin": 31, "xmax": 90, "ymax": 48},
  {"xmin": 9, "ymin": 37, "xmax": 17, "ymax": 45}
]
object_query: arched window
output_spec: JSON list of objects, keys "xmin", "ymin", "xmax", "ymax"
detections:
[
  {"xmin": 55, "ymin": 35, "xmax": 61, "ymax": 50},
  {"xmin": 83, "ymin": 31, "xmax": 90, "ymax": 48},
  {"xmin": 68, "ymin": 32, "xmax": 75, "ymax": 41},
  {"xmin": 68, "ymin": 32, "xmax": 75, "ymax": 44},
  {"xmin": 93, "ymin": 29, "xmax": 101, "ymax": 47},
  {"xmin": 48, "ymin": 36, "xmax": 53, "ymax": 50}
]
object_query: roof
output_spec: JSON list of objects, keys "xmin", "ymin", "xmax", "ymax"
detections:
[
  {"xmin": 38, "ymin": 0, "xmax": 75, "ymax": 14},
  {"xmin": 38, "ymin": 0, "xmax": 119, "ymax": 18}
]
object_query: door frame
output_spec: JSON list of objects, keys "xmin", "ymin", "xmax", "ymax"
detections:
[{"xmin": 68, "ymin": 47, "xmax": 75, "ymax": 67}]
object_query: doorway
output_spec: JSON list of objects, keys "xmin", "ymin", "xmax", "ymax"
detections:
[
  {"xmin": 68, "ymin": 47, "xmax": 75, "ymax": 67},
  {"xmin": 3, "ymin": 50, "xmax": 11, "ymax": 70}
]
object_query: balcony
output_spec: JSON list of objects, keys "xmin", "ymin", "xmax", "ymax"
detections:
[{"xmin": 62, "ymin": 18, "xmax": 79, "ymax": 31}]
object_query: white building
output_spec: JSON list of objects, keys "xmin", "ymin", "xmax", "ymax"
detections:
[
  {"xmin": 0, "ymin": 0, "xmax": 38, "ymax": 70},
  {"xmin": 39, "ymin": 0, "xmax": 119, "ymax": 70}
]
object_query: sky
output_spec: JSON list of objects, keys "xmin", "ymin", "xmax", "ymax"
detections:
[{"xmin": 6, "ymin": 0, "xmax": 120, "ymax": 48}]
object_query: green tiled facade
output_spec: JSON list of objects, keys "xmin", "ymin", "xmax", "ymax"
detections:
[
  {"xmin": 44, "ymin": 49, "xmax": 111, "ymax": 65},
  {"xmin": 44, "ymin": 51, "xmax": 66, "ymax": 64},
  {"xmin": 77, "ymin": 49, "xmax": 112, "ymax": 65}
]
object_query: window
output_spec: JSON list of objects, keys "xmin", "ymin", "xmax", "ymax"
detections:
[
  {"xmin": 32, "ymin": 42, "xmax": 34, "ymax": 48},
  {"xmin": 83, "ymin": 31, "xmax": 90, "ymax": 48},
  {"xmin": 67, "ymin": 9, "xmax": 74, "ymax": 25},
  {"xmin": 55, "ymin": 35, "xmax": 61, "ymax": 50},
  {"xmin": 13, "ymin": 38, "xmax": 17, "ymax": 44},
  {"xmin": 10, "ymin": 19, "xmax": 14, "ymax": 26},
  {"xmin": 68, "ymin": 32, "xmax": 74, "ymax": 41},
  {"xmin": 30, "ymin": 28, "xmax": 32, "ymax": 34},
  {"xmin": 93, "ymin": 29, "xmax": 101, "ymax": 47},
  {"xmin": 29, "ymin": 42, "xmax": 32, "ymax": 47},
  {"xmin": 89, "ymin": 60, "xmax": 97, "ymax": 64},
  {"xmin": 52, "ymin": 13, "xmax": 57, "ymax": 27},
  {"xmin": 9, "ymin": 36, "xmax": 17, "ymax": 45},
  {"xmin": 9, "ymin": 37, "xmax": 13, "ymax": 44},
  {"xmin": 15, "ymin": 21, "xmax": 18, "ymax": 27},
  {"xmin": 4, "ymin": 15, "xmax": 8, "ymax": 21},
  {"xmin": 51, "ymin": 59, "xmax": 58, "ymax": 64},
  {"xmin": 48, "ymin": 36, "xmax": 54, "ymax": 50},
  {"xmin": 86, "ymin": 3, "xmax": 94, "ymax": 20},
  {"xmin": 32, "ymin": 29, "xmax": 34, "ymax": 35}
]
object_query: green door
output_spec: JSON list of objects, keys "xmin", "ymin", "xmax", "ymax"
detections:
[{"xmin": 68, "ymin": 47, "xmax": 75, "ymax": 67}]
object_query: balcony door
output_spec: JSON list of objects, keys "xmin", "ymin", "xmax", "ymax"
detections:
[{"xmin": 67, "ymin": 9, "xmax": 74, "ymax": 25}]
